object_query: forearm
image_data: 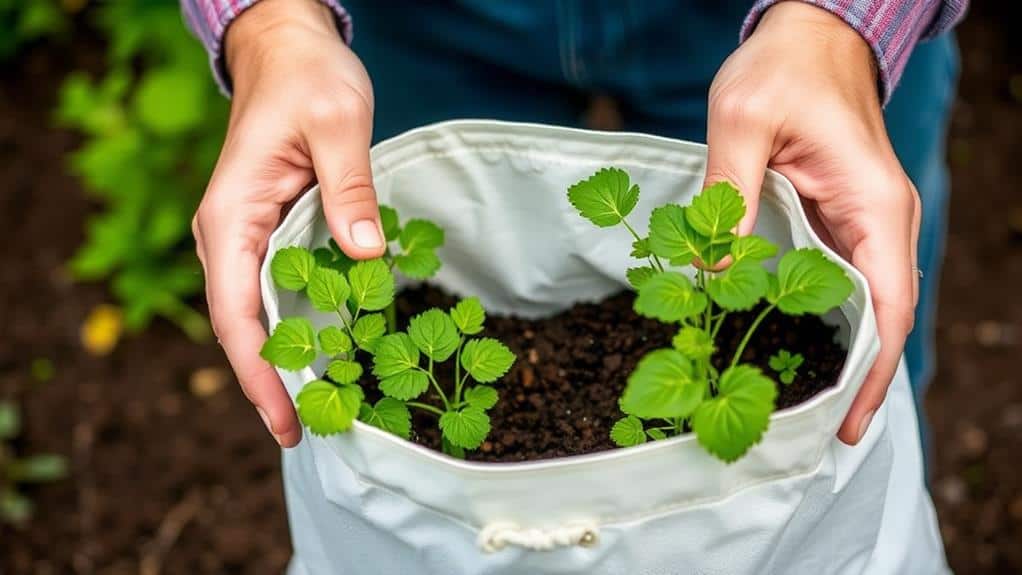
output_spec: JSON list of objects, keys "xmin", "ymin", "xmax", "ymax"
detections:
[
  {"xmin": 179, "ymin": 0, "xmax": 352, "ymax": 94},
  {"xmin": 741, "ymin": 0, "xmax": 969, "ymax": 103}
]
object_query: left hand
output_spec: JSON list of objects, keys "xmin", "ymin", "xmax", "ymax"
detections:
[{"xmin": 703, "ymin": 1, "xmax": 921, "ymax": 444}]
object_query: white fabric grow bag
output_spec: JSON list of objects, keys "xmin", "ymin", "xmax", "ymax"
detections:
[{"xmin": 261, "ymin": 120, "xmax": 948, "ymax": 575}]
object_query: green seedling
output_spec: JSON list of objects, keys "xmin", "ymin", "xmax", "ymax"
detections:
[
  {"xmin": 260, "ymin": 209, "xmax": 515, "ymax": 458},
  {"xmin": 769, "ymin": 349, "xmax": 804, "ymax": 385},
  {"xmin": 570, "ymin": 167, "xmax": 852, "ymax": 462},
  {"xmin": 0, "ymin": 401, "xmax": 68, "ymax": 525}
]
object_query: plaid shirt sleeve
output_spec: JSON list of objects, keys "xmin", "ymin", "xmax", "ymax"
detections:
[
  {"xmin": 179, "ymin": 0, "xmax": 352, "ymax": 95},
  {"xmin": 742, "ymin": 0, "xmax": 968, "ymax": 104}
]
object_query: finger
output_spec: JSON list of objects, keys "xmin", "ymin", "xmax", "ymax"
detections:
[
  {"xmin": 196, "ymin": 197, "xmax": 303, "ymax": 448},
  {"xmin": 704, "ymin": 92, "xmax": 775, "ymax": 235},
  {"xmin": 305, "ymin": 99, "xmax": 385, "ymax": 260},
  {"xmin": 837, "ymin": 200, "xmax": 916, "ymax": 444},
  {"xmin": 909, "ymin": 179, "xmax": 922, "ymax": 307}
]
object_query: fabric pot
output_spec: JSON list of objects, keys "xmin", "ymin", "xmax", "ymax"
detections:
[{"xmin": 261, "ymin": 120, "xmax": 949, "ymax": 575}]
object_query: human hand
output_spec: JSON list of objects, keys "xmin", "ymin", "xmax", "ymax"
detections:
[
  {"xmin": 704, "ymin": 1, "xmax": 920, "ymax": 444},
  {"xmin": 192, "ymin": 0, "xmax": 384, "ymax": 447}
]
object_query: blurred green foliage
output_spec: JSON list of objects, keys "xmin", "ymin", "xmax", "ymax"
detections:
[
  {"xmin": 55, "ymin": 2, "xmax": 228, "ymax": 340},
  {"xmin": 0, "ymin": 0, "xmax": 66, "ymax": 60},
  {"xmin": 0, "ymin": 400, "xmax": 68, "ymax": 525}
]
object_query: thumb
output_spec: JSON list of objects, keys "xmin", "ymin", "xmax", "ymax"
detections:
[
  {"xmin": 306, "ymin": 103, "xmax": 385, "ymax": 260},
  {"xmin": 703, "ymin": 96, "xmax": 774, "ymax": 235}
]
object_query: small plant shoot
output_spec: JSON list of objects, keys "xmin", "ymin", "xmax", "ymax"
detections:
[
  {"xmin": 768, "ymin": 349, "xmax": 804, "ymax": 385},
  {"xmin": 569, "ymin": 168, "xmax": 853, "ymax": 462},
  {"xmin": 260, "ymin": 205, "xmax": 516, "ymax": 458},
  {"xmin": 1, "ymin": 400, "xmax": 68, "ymax": 525}
]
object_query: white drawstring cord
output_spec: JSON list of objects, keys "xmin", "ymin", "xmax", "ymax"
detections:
[{"xmin": 478, "ymin": 521, "xmax": 600, "ymax": 553}]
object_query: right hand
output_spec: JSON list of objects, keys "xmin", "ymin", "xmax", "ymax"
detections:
[{"xmin": 192, "ymin": 0, "xmax": 384, "ymax": 447}]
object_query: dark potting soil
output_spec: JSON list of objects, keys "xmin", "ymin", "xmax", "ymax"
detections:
[{"xmin": 383, "ymin": 285, "xmax": 847, "ymax": 463}]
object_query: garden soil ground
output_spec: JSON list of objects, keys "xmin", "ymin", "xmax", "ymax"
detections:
[{"xmin": 2, "ymin": 4, "xmax": 1021, "ymax": 573}]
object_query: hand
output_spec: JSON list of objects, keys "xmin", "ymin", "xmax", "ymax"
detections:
[
  {"xmin": 192, "ymin": 0, "xmax": 384, "ymax": 447},
  {"xmin": 704, "ymin": 1, "xmax": 920, "ymax": 444}
]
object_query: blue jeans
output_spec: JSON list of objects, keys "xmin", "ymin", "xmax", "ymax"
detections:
[{"xmin": 345, "ymin": 0, "xmax": 958, "ymax": 425}]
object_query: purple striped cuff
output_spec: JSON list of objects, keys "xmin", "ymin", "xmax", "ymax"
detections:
[
  {"xmin": 180, "ymin": 0, "xmax": 353, "ymax": 95},
  {"xmin": 742, "ymin": 0, "xmax": 968, "ymax": 104}
]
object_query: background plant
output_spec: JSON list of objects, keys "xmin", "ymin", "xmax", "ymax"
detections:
[
  {"xmin": 0, "ymin": 401, "xmax": 68, "ymax": 525},
  {"xmin": 569, "ymin": 168, "xmax": 853, "ymax": 462},
  {"xmin": 261, "ymin": 209, "xmax": 515, "ymax": 458},
  {"xmin": 54, "ymin": 2, "xmax": 228, "ymax": 341},
  {"xmin": 0, "ymin": 0, "xmax": 67, "ymax": 62}
]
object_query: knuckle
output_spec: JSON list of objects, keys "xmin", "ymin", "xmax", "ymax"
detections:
[
  {"xmin": 710, "ymin": 90, "xmax": 771, "ymax": 128},
  {"xmin": 304, "ymin": 92, "xmax": 369, "ymax": 127}
]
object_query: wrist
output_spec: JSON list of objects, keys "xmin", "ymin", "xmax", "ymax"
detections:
[
  {"xmin": 755, "ymin": 1, "xmax": 878, "ymax": 93},
  {"xmin": 225, "ymin": 0, "xmax": 340, "ymax": 87}
]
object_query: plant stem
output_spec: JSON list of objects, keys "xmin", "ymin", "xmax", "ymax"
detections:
[
  {"xmin": 711, "ymin": 311, "xmax": 727, "ymax": 339},
  {"xmin": 730, "ymin": 304, "xmax": 776, "ymax": 369},
  {"xmin": 622, "ymin": 219, "xmax": 664, "ymax": 271},
  {"xmin": 453, "ymin": 337, "xmax": 466, "ymax": 403},
  {"xmin": 417, "ymin": 366, "xmax": 451, "ymax": 411},
  {"xmin": 384, "ymin": 303, "xmax": 397, "ymax": 334},
  {"xmin": 407, "ymin": 401, "xmax": 444, "ymax": 416}
]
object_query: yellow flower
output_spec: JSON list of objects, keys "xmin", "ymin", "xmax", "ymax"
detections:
[{"xmin": 80, "ymin": 304, "xmax": 123, "ymax": 356}]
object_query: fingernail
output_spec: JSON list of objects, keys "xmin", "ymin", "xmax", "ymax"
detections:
[
  {"xmin": 857, "ymin": 409, "xmax": 876, "ymax": 443},
  {"xmin": 351, "ymin": 219, "xmax": 383, "ymax": 249},
  {"xmin": 256, "ymin": 407, "xmax": 282, "ymax": 446}
]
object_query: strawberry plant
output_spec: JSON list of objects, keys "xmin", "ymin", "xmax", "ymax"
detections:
[
  {"xmin": 0, "ymin": 401, "xmax": 68, "ymax": 525},
  {"xmin": 569, "ymin": 167, "xmax": 853, "ymax": 462},
  {"xmin": 261, "ymin": 209, "xmax": 515, "ymax": 458}
]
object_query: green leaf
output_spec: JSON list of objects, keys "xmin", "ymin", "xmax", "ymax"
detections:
[
  {"xmin": 133, "ymin": 66, "xmax": 206, "ymax": 136},
  {"xmin": 766, "ymin": 249, "xmax": 854, "ymax": 315},
  {"xmin": 270, "ymin": 247, "xmax": 316, "ymax": 291},
  {"xmin": 567, "ymin": 167, "xmax": 640, "ymax": 227},
  {"xmin": 706, "ymin": 261, "xmax": 769, "ymax": 311},
  {"xmin": 439, "ymin": 407, "xmax": 491, "ymax": 449},
  {"xmin": 648, "ymin": 204, "xmax": 704, "ymax": 266},
  {"xmin": 685, "ymin": 181, "xmax": 746, "ymax": 239},
  {"xmin": 730, "ymin": 236, "xmax": 778, "ymax": 264},
  {"xmin": 348, "ymin": 259, "xmax": 395, "ymax": 311},
  {"xmin": 621, "ymin": 349, "xmax": 706, "ymax": 419},
  {"xmin": 464, "ymin": 385, "xmax": 499, "ymax": 410},
  {"xmin": 352, "ymin": 313, "xmax": 387, "ymax": 353},
  {"xmin": 296, "ymin": 380, "xmax": 362, "ymax": 436},
  {"xmin": 260, "ymin": 318, "xmax": 317, "ymax": 371},
  {"xmin": 769, "ymin": 350, "xmax": 797, "ymax": 372},
  {"xmin": 442, "ymin": 437, "xmax": 466, "ymax": 459},
  {"xmin": 1, "ymin": 490, "xmax": 32, "ymax": 524},
  {"xmin": 610, "ymin": 415, "xmax": 647, "ymax": 447},
  {"xmin": 630, "ymin": 237, "xmax": 651, "ymax": 259},
  {"xmin": 399, "ymin": 219, "xmax": 444, "ymax": 253},
  {"xmin": 318, "ymin": 326, "xmax": 352, "ymax": 355},
  {"xmin": 647, "ymin": 428, "xmax": 668, "ymax": 441},
  {"xmin": 0, "ymin": 401, "xmax": 19, "ymax": 440},
  {"xmin": 326, "ymin": 359, "xmax": 363, "ymax": 385},
  {"xmin": 672, "ymin": 327, "xmax": 715, "ymax": 360},
  {"xmin": 306, "ymin": 266, "xmax": 351, "ymax": 312},
  {"xmin": 372, "ymin": 333, "xmax": 421, "ymax": 378},
  {"xmin": 379, "ymin": 370, "xmax": 430, "ymax": 401},
  {"xmin": 633, "ymin": 272, "xmax": 707, "ymax": 322},
  {"xmin": 408, "ymin": 309, "xmax": 460, "ymax": 362},
  {"xmin": 450, "ymin": 297, "xmax": 486, "ymax": 335},
  {"xmin": 379, "ymin": 205, "xmax": 401, "ymax": 242},
  {"xmin": 460, "ymin": 338, "xmax": 516, "ymax": 383},
  {"xmin": 8, "ymin": 455, "xmax": 67, "ymax": 483},
  {"xmin": 626, "ymin": 267, "xmax": 656, "ymax": 289},
  {"xmin": 394, "ymin": 249, "xmax": 441, "ymax": 279},
  {"xmin": 692, "ymin": 365, "xmax": 777, "ymax": 462},
  {"xmin": 359, "ymin": 398, "xmax": 411, "ymax": 439},
  {"xmin": 780, "ymin": 371, "xmax": 796, "ymax": 385}
]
